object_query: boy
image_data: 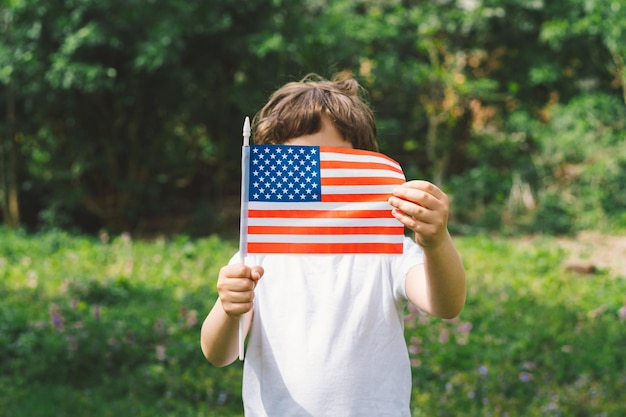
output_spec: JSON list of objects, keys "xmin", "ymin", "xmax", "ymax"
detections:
[{"xmin": 201, "ymin": 73, "xmax": 466, "ymax": 416}]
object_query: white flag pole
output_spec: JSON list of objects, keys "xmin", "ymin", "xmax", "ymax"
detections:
[{"xmin": 238, "ymin": 116, "xmax": 251, "ymax": 361}]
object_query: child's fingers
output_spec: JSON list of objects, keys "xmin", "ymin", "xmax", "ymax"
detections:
[
  {"xmin": 219, "ymin": 264, "xmax": 264, "ymax": 283},
  {"xmin": 388, "ymin": 195, "xmax": 437, "ymax": 224},
  {"xmin": 392, "ymin": 180, "xmax": 447, "ymax": 210},
  {"xmin": 218, "ymin": 278, "xmax": 256, "ymax": 316},
  {"xmin": 216, "ymin": 264, "xmax": 264, "ymax": 317},
  {"xmin": 388, "ymin": 180, "xmax": 451, "ymax": 247},
  {"xmin": 221, "ymin": 298, "xmax": 254, "ymax": 317},
  {"xmin": 402, "ymin": 180, "xmax": 446, "ymax": 198}
]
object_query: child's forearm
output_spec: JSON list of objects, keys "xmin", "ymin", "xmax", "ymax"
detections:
[
  {"xmin": 422, "ymin": 231, "xmax": 466, "ymax": 318},
  {"xmin": 200, "ymin": 300, "xmax": 250, "ymax": 366},
  {"xmin": 407, "ymin": 231, "xmax": 466, "ymax": 319}
]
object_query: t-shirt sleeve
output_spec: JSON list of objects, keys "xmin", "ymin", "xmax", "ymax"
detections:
[
  {"xmin": 392, "ymin": 237, "xmax": 424, "ymax": 300},
  {"xmin": 227, "ymin": 252, "xmax": 240, "ymax": 265}
]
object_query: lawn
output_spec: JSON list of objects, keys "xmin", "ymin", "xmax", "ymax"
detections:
[{"xmin": 0, "ymin": 228, "xmax": 624, "ymax": 416}]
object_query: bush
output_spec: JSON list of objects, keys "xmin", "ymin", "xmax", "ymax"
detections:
[{"xmin": 451, "ymin": 93, "xmax": 626, "ymax": 235}]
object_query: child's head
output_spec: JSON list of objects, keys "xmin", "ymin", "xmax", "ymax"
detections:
[{"xmin": 252, "ymin": 73, "xmax": 378, "ymax": 151}]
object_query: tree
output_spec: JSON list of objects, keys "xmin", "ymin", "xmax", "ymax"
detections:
[
  {"xmin": 0, "ymin": 0, "xmax": 31, "ymax": 228},
  {"xmin": 1, "ymin": 0, "xmax": 291, "ymax": 232},
  {"xmin": 541, "ymin": 0, "xmax": 626, "ymax": 104},
  {"xmin": 1, "ymin": 0, "xmax": 624, "ymax": 234}
]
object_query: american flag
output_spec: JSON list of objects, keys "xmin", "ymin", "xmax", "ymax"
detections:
[{"xmin": 240, "ymin": 145, "xmax": 406, "ymax": 255}]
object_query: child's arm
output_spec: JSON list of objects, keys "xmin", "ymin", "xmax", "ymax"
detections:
[
  {"xmin": 200, "ymin": 264, "xmax": 263, "ymax": 366},
  {"xmin": 389, "ymin": 180, "xmax": 466, "ymax": 319}
]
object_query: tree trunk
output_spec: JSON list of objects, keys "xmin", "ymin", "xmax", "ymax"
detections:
[
  {"xmin": 1, "ymin": 9, "xmax": 20, "ymax": 228},
  {"xmin": 0, "ymin": 119, "xmax": 9, "ymax": 226}
]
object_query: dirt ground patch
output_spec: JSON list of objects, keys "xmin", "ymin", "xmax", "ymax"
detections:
[{"xmin": 554, "ymin": 231, "xmax": 626, "ymax": 278}]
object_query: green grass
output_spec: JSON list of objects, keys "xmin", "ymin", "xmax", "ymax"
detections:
[
  {"xmin": 409, "ymin": 236, "xmax": 626, "ymax": 416},
  {"xmin": 1, "ymin": 228, "xmax": 625, "ymax": 416}
]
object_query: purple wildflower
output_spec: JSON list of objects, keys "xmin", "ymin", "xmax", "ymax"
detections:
[
  {"xmin": 156, "ymin": 345, "xmax": 167, "ymax": 361},
  {"xmin": 519, "ymin": 372, "xmax": 533, "ymax": 382},
  {"xmin": 49, "ymin": 305, "xmax": 64, "ymax": 331},
  {"xmin": 458, "ymin": 322, "xmax": 473, "ymax": 333}
]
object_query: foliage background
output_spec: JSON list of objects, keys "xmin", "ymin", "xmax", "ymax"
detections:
[
  {"xmin": 1, "ymin": 0, "xmax": 624, "ymax": 235},
  {"xmin": 1, "ymin": 1, "xmax": 626, "ymax": 416}
]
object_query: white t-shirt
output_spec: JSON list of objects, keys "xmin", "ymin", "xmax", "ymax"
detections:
[{"xmin": 232, "ymin": 237, "xmax": 424, "ymax": 417}]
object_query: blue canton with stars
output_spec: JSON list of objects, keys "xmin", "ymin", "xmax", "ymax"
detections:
[{"xmin": 249, "ymin": 145, "xmax": 322, "ymax": 202}]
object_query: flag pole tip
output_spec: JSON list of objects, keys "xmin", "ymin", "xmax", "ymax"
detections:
[{"xmin": 243, "ymin": 116, "xmax": 251, "ymax": 145}]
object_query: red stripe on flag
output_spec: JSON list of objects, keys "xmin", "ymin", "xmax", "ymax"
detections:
[
  {"xmin": 248, "ymin": 209, "xmax": 392, "ymax": 219},
  {"xmin": 321, "ymin": 177, "xmax": 403, "ymax": 186},
  {"xmin": 321, "ymin": 193, "xmax": 392, "ymax": 202},
  {"xmin": 247, "ymin": 242, "xmax": 404, "ymax": 254},
  {"xmin": 248, "ymin": 225, "xmax": 404, "ymax": 235}
]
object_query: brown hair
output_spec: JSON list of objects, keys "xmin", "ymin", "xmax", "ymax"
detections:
[{"xmin": 252, "ymin": 73, "xmax": 378, "ymax": 151}]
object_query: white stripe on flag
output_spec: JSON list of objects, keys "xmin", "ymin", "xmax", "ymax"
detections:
[
  {"xmin": 320, "ymin": 152, "xmax": 401, "ymax": 169},
  {"xmin": 246, "ymin": 234, "xmax": 402, "ymax": 243},
  {"xmin": 247, "ymin": 217, "xmax": 400, "ymax": 227},
  {"xmin": 248, "ymin": 201, "xmax": 393, "ymax": 211}
]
